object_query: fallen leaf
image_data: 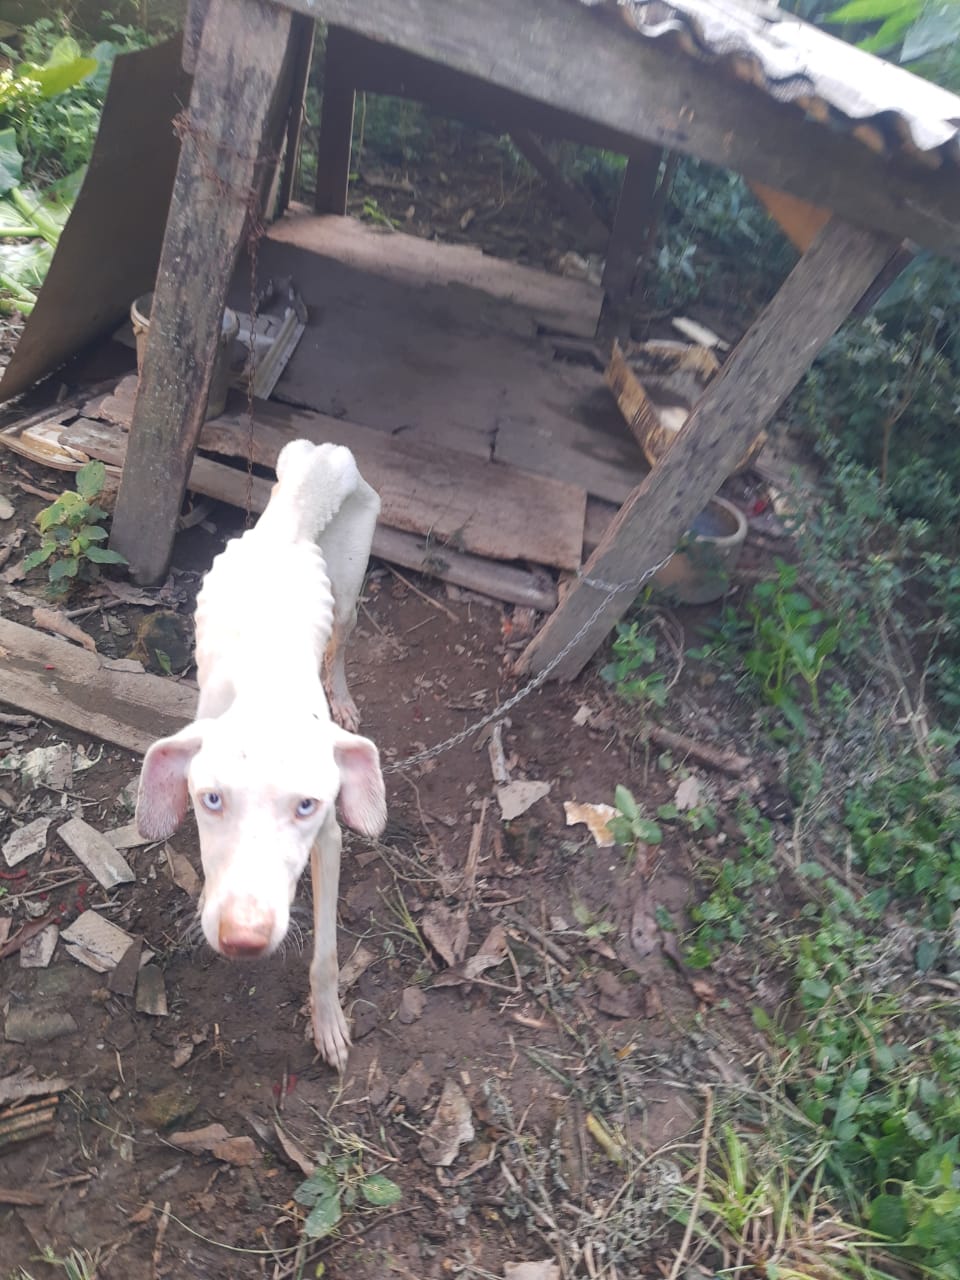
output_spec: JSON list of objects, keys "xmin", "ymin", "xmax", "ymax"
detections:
[
  {"xmin": 421, "ymin": 902, "xmax": 469, "ymax": 967},
  {"xmin": 496, "ymin": 779, "xmax": 551, "ymax": 821},
  {"xmin": 674, "ymin": 775, "xmax": 702, "ymax": 811},
  {"xmin": 397, "ymin": 986, "xmax": 426, "ymax": 1024},
  {"xmin": 32, "ymin": 606, "xmax": 96, "ymax": 653},
  {"xmin": 395, "ymin": 1060, "xmax": 433, "ymax": 1111},
  {"xmin": 274, "ymin": 1123, "xmax": 316, "ymax": 1176},
  {"xmin": 419, "ymin": 1079, "xmax": 474, "ymax": 1167},
  {"xmin": 170, "ymin": 1123, "xmax": 258, "ymax": 1166},
  {"xmin": 463, "ymin": 923, "xmax": 509, "ymax": 980},
  {"xmin": 338, "ymin": 943, "xmax": 376, "ymax": 993},
  {"xmin": 504, "ymin": 1262, "xmax": 561, "ymax": 1280},
  {"xmin": 172, "ymin": 1042, "xmax": 194, "ymax": 1070},
  {"xmin": 595, "ymin": 970, "xmax": 635, "ymax": 1019},
  {"xmin": 572, "ymin": 704, "xmax": 593, "ymax": 727},
  {"xmin": 0, "ymin": 496, "xmax": 14, "ymax": 520},
  {"xmin": 165, "ymin": 847, "xmax": 200, "ymax": 899},
  {"xmin": 629, "ymin": 890, "xmax": 660, "ymax": 961},
  {"xmin": 564, "ymin": 800, "xmax": 617, "ymax": 848}
]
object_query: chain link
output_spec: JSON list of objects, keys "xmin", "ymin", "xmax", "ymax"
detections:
[{"xmin": 382, "ymin": 550, "xmax": 673, "ymax": 773}]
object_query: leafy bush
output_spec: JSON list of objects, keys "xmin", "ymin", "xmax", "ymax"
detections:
[{"xmin": 22, "ymin": 460, "xmax": 127, "ymax": 597}]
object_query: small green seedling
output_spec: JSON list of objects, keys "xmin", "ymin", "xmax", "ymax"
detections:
[
  {"xmin": 601, "ymin": 621, "xmax": 669, "ymax": 712},
  {"xmin": 294, "ymin": 1159, "xmax": 401, "ymax": 1241},
  {"xmin": 608, "ymin": 784, "xmax": 662, "ymax": 865},
  {"xmin": 22, "ymin": 460, "xmax": 127, "ymax": 598}
]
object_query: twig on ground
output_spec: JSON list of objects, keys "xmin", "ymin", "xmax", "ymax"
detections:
[
  {"xmin": 645, "ymin": 723, "xmax": 750, "ymax": 777},
  {"xmin": 499, "ymin": 907, "xmax": 572, "ymax": 968},
  {"xmin": 388, "ymin": 565, "xmax": 459, "ymax": 622}
]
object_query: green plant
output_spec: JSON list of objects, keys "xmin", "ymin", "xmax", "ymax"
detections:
[
  {"xmin": 22, "ymin": 460, "xmax": 127, "ymax": 597},
  {"xmin": 601, "ymin": 620, "xmax": 669, "ymax": 712},
  {"xmin": 824, "ymin": 0, "xmax": 960, "ymax": 87},
  {"xmin": 293, "ymin": 1154, "xmax": 400, "ymax": 1241},
  {"xmin": 607, "ymin": 784, "xmax": 662, "ymax": 865},
  {"xmin": 684, "ymin": 801, "xmax": 777, "ymax": 967}
]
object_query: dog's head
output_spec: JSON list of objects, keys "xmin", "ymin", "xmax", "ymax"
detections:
[{"xmin": 136, "ymin": 708, "xmax": 386, "ymax": 959}]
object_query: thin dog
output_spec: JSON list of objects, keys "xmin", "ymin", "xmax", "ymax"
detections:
[{"xmin": 136, "ymin": 440, "xmax": 386, "ymax": 1070}]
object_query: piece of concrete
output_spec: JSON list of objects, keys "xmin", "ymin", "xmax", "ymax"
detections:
[
  {"xmin": 19, "ymin": 924, "xmax": 59, "ymax": 969},
  {"xmin": 58, "ymin": 816, "xmax": 135, "ymax": 888},
  {"xmin": 5, "ymin": 1005, "xmax": 78, "ymax": 1043},
  {"xmin": 61, "ymin": 909, "xmax": 136, "ymax": 971},
  {"xmin": 2, "ymin": 816, "xmax": 52, "ymax": 867}
]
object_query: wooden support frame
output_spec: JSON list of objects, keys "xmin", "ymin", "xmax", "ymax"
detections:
[
  {"xmin": 109, "ymin": 0, "xmax": 293, "ymax": 583},
  {"xmin": 600, "ymin": 144, "xmax": 662, "ymax": 329},
  {"xmin": 276, "ymin": 13, "xmax": 316, "ymax": 216},
  {"xmin": 314, "ymin": 24, "xmax": 357, "ymax": 215},
  {"xmin": 516, "ymin": 218, "xmax": 902, "ymax": 682}
]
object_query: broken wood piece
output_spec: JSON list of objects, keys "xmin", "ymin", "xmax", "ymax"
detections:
[
  {"xmin": 31, "ymin": 606, "xmax": 98, "ymax": 653},
  {"xmin": 0, "ymin": 1070, "xmax": 70, "ymax": 1106},
  {"xmin": 61, "ymin": 419, "xmax": 561, "ymax": 611},
  {"xmin": 18, "ymin": 924, "xmax": 58, "ymax": 969},
  {"xmin": 3, "ymin": 816, "xmax": 52, "ymax": 868},
  {"xmin": 0, "ymin": 1102, "xmax": 57, "ymax": 1150},
  {"xmin": 108, "ymin": 938, "xmax": 144, "ymax": 997},
  {"xmin": 0, "ymin": 1187, "xmax": 47, "ymax": 1205},
  {"xmin": 0, "ymin": 616, "xmax": 195, "ymax": 755},
  {"xmin": 58, "ymin": 816, "xmax": 135, "ymax": 889}
]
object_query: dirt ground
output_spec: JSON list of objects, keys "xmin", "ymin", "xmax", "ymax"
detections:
[{"xmin": 0, "ymin": 116, "xmax": 793, "ymax": 1279}]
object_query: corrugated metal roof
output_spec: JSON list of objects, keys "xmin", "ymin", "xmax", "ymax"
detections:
[{"xmin": 583, "ymin": 0, "xmax": 960, "ymax": 167}]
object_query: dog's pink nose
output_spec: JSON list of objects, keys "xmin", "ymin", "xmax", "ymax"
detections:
[{"xmin": 218, "ymin": 897, "xmax": 275, "ymax": 958}]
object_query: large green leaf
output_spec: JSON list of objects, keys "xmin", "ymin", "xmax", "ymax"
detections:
[
  {"xmin": 0, "ymin": 128, "xmax": 23, "ymax": 198},
  {"xmin": 0, "ymin": 239, "xmax": 52, "ymax": 293},
  {"xmin": 302, "ymin": 1192, "xmax": 342, "ymax": 1239},
  {"xmin": 902, "ymin": 3, "xmax": 960, "ymax": 60},
  {"xmin": 21, "ymin": 38, "xmax": 97, "ymax": 99},
  {"xmin": 826, "ymin": 0, "xmax": 915, "ymax": 21}
]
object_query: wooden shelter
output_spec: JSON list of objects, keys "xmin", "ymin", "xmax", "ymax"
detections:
[{"xmin": 94, "ymin": 0, "xmax": 960, "ymax": 678}]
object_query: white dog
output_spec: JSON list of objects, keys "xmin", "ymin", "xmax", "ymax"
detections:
[{"xmin": 136, "ymin": 440, "xmax": 386, "ymax": 1070}]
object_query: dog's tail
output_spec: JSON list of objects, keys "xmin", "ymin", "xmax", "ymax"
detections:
[{"xmin": 256, "ymin": 440, "xmax": 361, "ymax": 544}]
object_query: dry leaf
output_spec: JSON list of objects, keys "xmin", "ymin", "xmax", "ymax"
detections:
[
  {"xmin": 564, "ymin": 800, "xmax": 617, "ymax": 848},
  {"xmin": 419, "ymin": 1079, "xmax": 474, "ymax": 1167},
  {"xmin": 170, "ymin": 1123, "xmax": 258, "ymax": 1166},
  {"xmin": 421, "ymin": 902, "xmax": 469, "ymax": 967},
  {"xmin": 32, "ymin": 606, "xmax": 96, "ymax": 653},
  {"xmin": 595, "ymin": 970, "xmax": 635, "ymax": 1019},
  {"xmin": 398, "ymin": 985, "xmax": 427, "ymax": 1024},
  {"xmin": 463, "ymin": 923, "xmax": 509, "ymax": 980},
  {"xmin": 172, "ymin": 1043, "xmax": 194, "ymax": 1070},
  {"xmin": 338, "ymin": 943, "xmax": 376, "ymax": 993},
  {"xmin": 674, "ymin": 775, "xmax": 702, "ymax": 811},
  {"xmin": 274, "ymin": 1123, "xmax": 316, "ymax": 1176},
  {"xmin": 165, "ymin": 848, "xmax": 200, "ymax": 899}
]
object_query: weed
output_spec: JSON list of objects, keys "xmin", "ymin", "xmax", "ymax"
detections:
[
  {"xmin": 607, "ymin": 784, "xmax": 663, "ymax": 865},
  {"xmin": 22, "ymin": 460, "xmax": 127, "ymax": 597},
  {"xmin": 292, "ymin": 1124, "xmax": 401, "ymax": 1243},
  {"xmin": 601, "ymin": 620, "xmax": 669, "ymax": 713},
  {"xmin": 16, "ymin": 1247, "xmax": 99, "ymax": 1280}
]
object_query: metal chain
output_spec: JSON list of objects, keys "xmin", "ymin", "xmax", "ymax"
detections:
[{"xmin": 382, "ymin": 549, "xmax": 674, "ymax": 773}]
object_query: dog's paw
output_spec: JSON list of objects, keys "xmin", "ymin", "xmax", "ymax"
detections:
[
  {"xmin": 329, "ymin": 695, "xmax": 361, "ymax": 734},
  {"xmin": 311, "ymin": 993, "xmax": 351, "ymax": 1072}
]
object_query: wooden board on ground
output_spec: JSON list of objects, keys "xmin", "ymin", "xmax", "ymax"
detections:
[
  {"xmin": 0, "ymin": 617, "xmax": 194, "ymax": 755},
  {"xmin": 60, "ymin": 418, "xmax": 560, "ymax": 611},
  {"xmin": 223, "ymin": 224, "xmax": 645, "ymax": 504},
  {"xmin": 269, "ymin": 208, "xmax": 603, "ymax": 338},
  {"xmin": 76, "ymin": 387, "xmax": 587, "ymax": 572}
]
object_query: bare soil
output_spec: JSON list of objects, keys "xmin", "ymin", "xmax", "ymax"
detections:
[{"xmin": 0, "ymin": 115, "xmax": 792, "ymax": 1279}]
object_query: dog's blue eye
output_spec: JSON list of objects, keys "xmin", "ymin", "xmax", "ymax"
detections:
[
  {"xmin": 201, "ymin": 792, "xmax": 223, "ymax": 812},
  {"xmin": 295, "ymin": 798, "xmax": 317, "ymax": 818}
]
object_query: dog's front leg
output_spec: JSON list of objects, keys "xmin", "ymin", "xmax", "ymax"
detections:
[{"xmin": 309, "ymin": 811, "xmax": 351, "ymax": 1071}]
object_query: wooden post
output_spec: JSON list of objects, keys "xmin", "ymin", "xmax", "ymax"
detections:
[
  {"xmin": 276, "ymin": 12, "xmax": 316, "ymax": 215},
  {"xmin": 314, "ymin": 24, "xmax": 356, "ymax": 215},
  {"xmin": 516, "ymin": 218, "xmax": 901, "ymax": 682},
  {"xmin": 600, "ymin": 144, "xmax": 661, "ymax": 326},
  {"xmin": 109, "ymin": 0, "xmax": 293, "ymax": 584}
]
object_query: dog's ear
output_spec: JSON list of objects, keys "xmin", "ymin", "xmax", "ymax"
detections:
[
  {"xmin": 137, "ymin": 722, "xmax": 209, "ymax": 840},
  {"xmin": 332, "ymin": 728, "xmax": 387, "ymax": 839}
]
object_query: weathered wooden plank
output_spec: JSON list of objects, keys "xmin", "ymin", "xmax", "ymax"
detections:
[
  {"xmin": 61, "ymin": 419, "xmax": 558, "ymax": 610},
  {"xmin": 277, "ymin": 0, "xmax": 960, "ymax": 258},
  {"xmin": 516, "ymin": 218, "xmax": 901, "ymax": 681},
  {"xmin": 276, "ymin": 14, "xmax": 316, "ymax": 215},
  {"xmin": 74, "ymin": 398, "xmax": 587, "ymax": 571},
  {"xmin": 269, "ymin": 207, "xmax": 603, "ymax": 339},
  {"xmin": 314, "ymin": 25, "xmax": 357, "ymax": 214},
  {"xmin": 0, "ymin": 618, "xmax": 195, "ymax": 755},
  {"xmin": 108, "ymin": 0, "xmax": 293, "ymax": 586},
  {"xmin": 601, "ymin": 145, "xmax": 662, "ymax": 326}
]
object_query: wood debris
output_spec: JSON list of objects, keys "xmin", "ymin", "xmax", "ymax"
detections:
[
  {"xmin": 60, "ymin": 909, "xmax": 139, "ymax": 971},
  {"xmin": 2, "ymin": 815, "xmax": 51, "ymax": 868},
  {"xmin": 59, "ymin": 816, "xmax": 135, "ymax": 889}
]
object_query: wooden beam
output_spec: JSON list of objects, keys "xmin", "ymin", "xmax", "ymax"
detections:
[
  {"xmin": 272, "ymin": 0, "xmax": 960, "ymax": 258},
  {"xmin": 515, "ymin": 217, "xmax": 900, "ymax": 682},
  {"xmin": 601, "ymin": 144, "xmax": 662, "ymax": 327},
  {"xmin": 314, "ymin": 24, "xmax": 356, "ymax": 215},
  {"xmin": 108, "ymin": 0, "xmax": 293, "ymax": 586},
  {"xmin": 276, "ymin": 13, "xmax": 316, "ymax": 215}
]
